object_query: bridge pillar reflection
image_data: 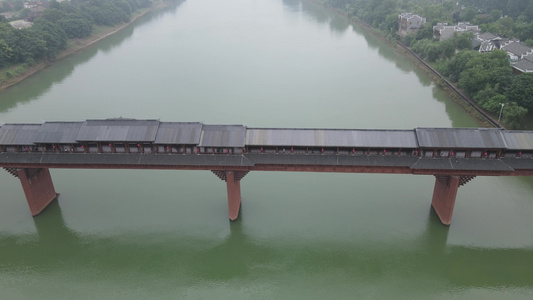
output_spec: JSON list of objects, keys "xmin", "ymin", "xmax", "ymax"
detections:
[
  {"xmin": 431, "ymin": 175, "xmax": 475, "ymax": 225},
  {"xmin": 212, "ymin": 170, "xmax": 249, "ymax": 221},
  {"xmin": 16, "ymin": 168, "xmax": 59, "ymax": 216}
]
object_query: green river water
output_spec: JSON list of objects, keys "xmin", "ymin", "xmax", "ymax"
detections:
[{"xmin": 0, "ymin": 0, "xmax": 532, "ymax": 299}]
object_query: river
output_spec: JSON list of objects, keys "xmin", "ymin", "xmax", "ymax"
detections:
[{"xmin": 0, "ymin": 0, "xmax": 532, "ymax": 298}]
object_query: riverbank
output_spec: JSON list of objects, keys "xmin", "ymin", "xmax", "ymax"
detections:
[{"xmin": 0, "ymin": 4, "xmax": 163, "ymax": 92}]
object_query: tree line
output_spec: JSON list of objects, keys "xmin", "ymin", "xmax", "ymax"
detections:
[
  {"xmin": 321, "ymin": 0, "xmax": 533, "ymax": 129},
  {"xmin": 0, "ymin": 0, "xmax": 152, "ymax": 69}
]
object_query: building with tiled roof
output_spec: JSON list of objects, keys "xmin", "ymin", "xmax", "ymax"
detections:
[
  {"xmin": 433, "ymin": 22, "xmax": 479, "ymax": 41},
  {"xmin": 502, "ymin": 42, "xmax": 533, "ymax": 61},
  {"xmin": 512, "ymin": 59, "xmax": 533, "ymax": 73},
  {"xmin": 398, "ymin": 13, "xmax": 426, "ymax": 36}
]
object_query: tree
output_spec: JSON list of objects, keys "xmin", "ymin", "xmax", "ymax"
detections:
[
  {"xmin": 462, "ymin": 7, "xmax": 476, "ymax": 22},
  {"xmin": 18, "ymin": 8, "xmax": 31, "ymax": 20},
  {"xmin": 438, "ymin": 50, "xmax": 478, "ymax": 82},
  {"xmin": 416, "ymin": 23, "xmax": 434, "ymax": 40},
  {"xmin": 0, "ymin": 39, "xmax": 13, "ymax": 68},
  {"xmin": 502, "ymin": 102, "xmax": 528, "ymax": 129},
  {"xmin": 31, "ymin": 20, "xmax": 68, "ymax": 58},
  {"xmin": 454, "ymin": 32, "xmax": 474, "ymax": 50},
  {"xmin": 506, "ymin": 73, "xmax": 533, "ymax": 110},
  {"xmin": 490, "ymin": 10, "xmax": 502, "ymax": 21},
  {"xmin": 458, "ymin": 50, "xmax": 512, "ymax": 95},
  {"xmin": 58, "ymin": 18, "xmax": 92, "ymax": 38},
  {"xmin": 438, "ymin": 38, "xmax": 455, "ymax": 59},
  {"xmin": 474, "ymin": 84, "xmax": 506, "ymax": 113}
]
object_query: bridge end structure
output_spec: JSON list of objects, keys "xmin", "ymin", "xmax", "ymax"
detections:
[{"xmin": 16, "ymin": 168, "xmax": 59, "ymax": 216}]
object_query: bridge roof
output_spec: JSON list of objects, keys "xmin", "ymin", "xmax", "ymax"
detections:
[
  {"xmin": 245, "ymin": 129, "xmax": 418, "ymax": 148},
  {"xmin": 199, "ymin": 125, "xmax": 246, "ymax": 147},
  {"xmin": 35, "ymin": 122, "xmax": 83, "ymax": 144},
  {"xmin": 0, "ymin": 124, "xmax": 41, "ymax": 145},
  {"xmin": 415, "ymin": 128, "xmax": 506, "ymax": 149},
  {"xmin": 76, "ymin": 119, "xmax": 160, "ymax": 142},
  {"xmin": 500, "ymin": 131, "xmax": 533, "ymax": 150},
  {"xmin": 154, "ymin": 122, "xmax": 202, "ymax": 144}
]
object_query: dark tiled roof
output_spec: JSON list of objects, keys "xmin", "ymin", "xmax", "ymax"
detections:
[
  {"xmin": 0, "ymin": 124, "xmax": 41, "ymax": 145},
  {"xmin": 154, "ymin": 122, "xmax": 202, "ymax": 144},
  {"xmin": 411, "ymin": 158, "xmax": 514, "ymax": 171},
  {"xmin": 416, "ymin": 128, "xmax": 506, "ymax": 149},
  {"xmin": 0, "ymin": 153, "xmax": 254, "ymax": 167},
  {"xmin": 501, "ymin": 131, "xmax": 533, "ymax": 150},
  {"xmin": 76, "ymin": 119, "xmax": 160, "ymax": 142},
  {"xmin": 501, "ymin": 158, "xmax": 533, "ymax": 170},
  {"xmin": 502, "ymin": 42, "xmax": 532, "ymax": 56},
  {"xmin": 35, "ymin": 122, "xmax": 83, "ymax": 144},
  {"xmin": 246, "ymin": 129, "xmax": 417, "ymax": 148},
  {"xmin": 512, "ymin": 59, "xmax": 533, "ymax": 72},
  {"xmin": 199, "ymin": 125, "xmax": 246, "ymax": 147},
  {"xmin": 477, "ymin": 32, "xmax": 499, "ymax": 41}
]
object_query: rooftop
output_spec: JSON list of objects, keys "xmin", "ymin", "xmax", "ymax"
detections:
[{"xmin": 502, "ymin": 42, "xmax": 533, "ymax": 56}]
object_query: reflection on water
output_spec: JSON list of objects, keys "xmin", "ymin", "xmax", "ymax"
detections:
[{"xmin": 1, "ymin": 201, "xmax": 531, "ymax": 295}]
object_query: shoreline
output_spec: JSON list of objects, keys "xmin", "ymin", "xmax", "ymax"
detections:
[{"xmin": 0, "ymin": 4, "xmax": 163, "ymax": 92}]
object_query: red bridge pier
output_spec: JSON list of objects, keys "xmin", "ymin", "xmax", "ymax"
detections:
[
  {"xmin": 225, "ymin": 171, "xmax": 242, "ymax": 221},
  {"xmin": 16, "ymin": 168, "xmax": 59, "ymax": 216},
  {"xmin": 212, "ymin": 170, "xmax": 249, "ymax": 221},
  {"xmin": 431, "ymin": 175, "xmax": 475, "ymax": 225}
]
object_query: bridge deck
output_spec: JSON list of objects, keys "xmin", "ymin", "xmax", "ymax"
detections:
[{"xmin": 0, "ymin": 152, "xmax": 530, "ymax": 176}]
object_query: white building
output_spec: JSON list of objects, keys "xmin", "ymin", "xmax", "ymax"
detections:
[
  {"xmin": 433, "ymin": 22, "xmax": 479, "ymax": 41},
  {"xmin": 398, "ymin": 13, "xmax": 426, "ymax": 36}
]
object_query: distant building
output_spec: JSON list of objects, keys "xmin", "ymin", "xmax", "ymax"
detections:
[
  {"xmin": 398, "ymin": 13, "xmax": 426, "ymax": 36},
  {"xmin": 512, "ymin": 59, "xmax": 533, "ymax": 74},
  {"xmin": 433, "ymin": 22, "xmax": 479, "ymax": 41},
  {"xmin": 474, "ymin": 32, "xmax": 516, "ymax": 52},
  {"xmin": 9, "ymin": 20, "xmax": 32, "ymax": 29},
  {"xmin": 502, "ymin": 42, "xmax": 533, "ymax": 61},
  {"xmin": 473, "ymin": 32, "xmax": 533, "ymax": 74},
  {"xmin": 504, "ymin": 43, "xmax": 533, "ymax": 74}
]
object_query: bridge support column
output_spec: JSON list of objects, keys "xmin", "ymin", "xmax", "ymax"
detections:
[
  {"xmin": 225, "ymin": 171, "xmax": 241, "ymax": 221},
  {"xmin": 431, "ymin": 175, "xmax": 460, "ymax": 226},
  {"xmin": 16, "ymin": 168, "xmax": 59, "ymax": 216},
  {"xmin": 212, "ymin": 170, "xmax": 249, "ymax": 221}
]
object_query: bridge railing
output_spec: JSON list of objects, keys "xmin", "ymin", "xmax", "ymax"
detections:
[{"xmin": 2, "ymin": 141, "xmax": 532, "ymax": 160}]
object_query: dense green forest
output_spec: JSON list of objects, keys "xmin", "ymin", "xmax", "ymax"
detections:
[
  {"xmin": 0, "ymin": 0, "xmax": 152, "ymax": 69},
  {"xmin": 321, "ymin": 0, "xmax": 533, "ymax": 128}
]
